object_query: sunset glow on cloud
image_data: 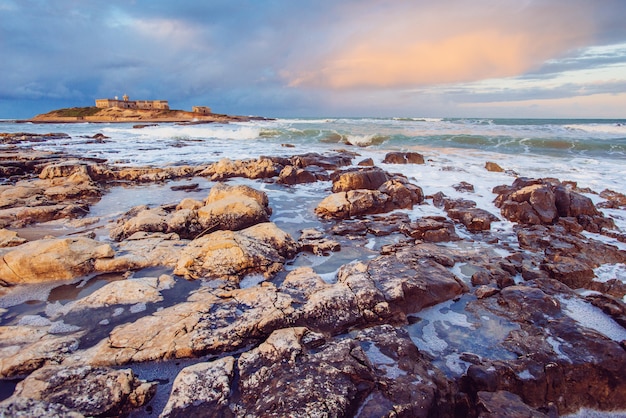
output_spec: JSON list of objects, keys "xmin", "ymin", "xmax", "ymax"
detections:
[
  {"xmin": 0, "ymin": 0, "xmax": 625, "ymax": 117},
  {"xmin": 285, "ymin": 2, "xmax": 595, "ymax": 89}
]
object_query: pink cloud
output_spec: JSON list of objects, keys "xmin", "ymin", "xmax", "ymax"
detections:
[{"xmin": 284, "ymin": 1, "xmax": 596, "ymax": 89}]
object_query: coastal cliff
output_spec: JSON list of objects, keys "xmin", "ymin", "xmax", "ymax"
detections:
[{"xmin": 26, "ymin": 106, "xmax": 265, "ymax": 123}]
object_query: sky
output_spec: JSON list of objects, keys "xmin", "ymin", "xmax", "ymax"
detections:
[{"xmin": 1, "ymin": 0, "xmax": 626, "ymax": 119}]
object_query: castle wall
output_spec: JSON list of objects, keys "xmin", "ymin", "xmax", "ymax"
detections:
[{"xmin": 95, "ymin": 99, "xmax": 169, "ymax": 110}]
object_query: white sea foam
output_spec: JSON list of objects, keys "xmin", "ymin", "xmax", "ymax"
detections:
[
  {"xmin": 239, "ymin": 274, "xmax": 265, "ymax": 289},
  {"xmin": 558, "ymin": 295, "xmax": 626, "ymax": 342},
  {"xmin": 594, "ymin": 263, "xmax": 626, "ymax": 284}
]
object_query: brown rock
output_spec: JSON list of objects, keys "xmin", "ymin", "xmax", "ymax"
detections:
[
  {"xmin": 454, "ymin": 181, "xmax": 475, "ymax": 192},
  {"xmin": 331, "ymin": 168, "xmax": 388, "ymax": 192},
  {"xmin": 173, "ymin": 222, "xmax": 298, "ymax": 282},
  {"xmin": 383, "ymin": 151, "xmax": 425, "ymax": 164},
  {"xmin": 0, "ymin": 237, "xmax": 114, "ymax": 285},
  {"xmin": 477, "ymin": 390, "xmax": 548, "ymax": 417},
  {"xmin": 541, "ymin": 255, "xmax": 595, "ymax": 289},
  {"xmin": 447, "ymin": 207, "xmax": 500, "ymax": 232},
  {"xmin": 485, "ymin": 161, "xmax": 505, "ymax": 172},
  {"xmin": 0, "ymin": 228, "xmax": 26, "ymax": 247},
  {"xmin": 0, "ymin": 397, "xmax": 84, "ymax": 417},
  {"xmin": 160, "ymin": 357, "xmax": 235, "ymax": 418},
  {"xmin": 475, "ymin": 285, "xmax": 500, "ymax": 299},
  {"xmin": 298, "ymin": 228, "xmax": 341, "ymax": 255},
  {"xmin": 315, "ymin": 189, "xmax": 390, "ymax": 219},
  {"xmin": 236, "ymin": 327, "xmax": 374, "ymax": 417},
  {"xmin": 408, "ymin": 216, "xmax": 460, "ymax": 242},
  {"xmin": 9, "ymin": 365, "xmax": 155, "ymax": 417},
  {"xmin": 0, "ymin": 327, "xmax": 83, "ymax": 378},
  {"xmin": 199, "ymin": 157, "xmax": 281, "ymax": 180},
  {"xmin": 109, "ymin": 207, "xmax": 169, "ymax": 241}
]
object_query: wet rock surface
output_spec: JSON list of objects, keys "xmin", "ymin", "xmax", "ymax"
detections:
[{"xmin": 0, "ymin": 141, "xmax": 625, "ymax": 417}]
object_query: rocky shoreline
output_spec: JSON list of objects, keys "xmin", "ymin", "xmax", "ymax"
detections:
[{"xmin": 0, "ymin": 131, "xmax": 625, "ymax": 417}]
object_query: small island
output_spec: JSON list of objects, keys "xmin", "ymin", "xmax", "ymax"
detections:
[{"xmin": 25, "ymin": 94, "xmax": 269, "ymax": 124}]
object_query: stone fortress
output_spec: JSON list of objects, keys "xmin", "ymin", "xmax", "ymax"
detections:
[{"xmin": 95, "ymin": 94, "xmax": 212, "ymax": 114}]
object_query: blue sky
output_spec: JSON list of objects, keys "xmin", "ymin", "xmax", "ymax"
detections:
[{"xmin": 1, "ymin": 0, "xmax": 626, "ymax": 118}]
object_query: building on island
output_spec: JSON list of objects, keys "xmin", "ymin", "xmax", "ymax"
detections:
[
  {"xmin": 95, "ymin": 94, "xmax": 170, "ymax": 110},
  {"xmin": 192, "ymin": 106, "xmax": 212, "ymax": 115}
]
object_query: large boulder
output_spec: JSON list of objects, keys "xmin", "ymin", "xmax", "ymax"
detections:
[
  {"xmin": 197, "ymin": 184, "xmax": 271, "ymax": 233},
  {"xmin": 494, "ymin": 178, "xmax": 610, "ymax": 232},
  {"xmin": 0, "ymin": 237, "xmax": 114, "ymax": 285},
  {"xmin": 160, "ymin": 356, "xmax": 235, "ymax": 418},
  {"xmin": 331, "ymin": 168, "xmax": 388, "ymax": 192},
  {"xmin": 109, "ymin": 184, "xmax": 272, "ymax": 241},
  {"xmin": 5, "ymin": 365, "xmax": 155, "ymax": 417},
  {"xmin": 315, "ymin": 189, "xmax": 390, "ymax": 219},
  {"xmin": 316, "ymin": 179, "xmax": 423, "ymax": 220},
  {"xmin": 174, "ymin": 222, "xmax": 298, "ymax": 282}
]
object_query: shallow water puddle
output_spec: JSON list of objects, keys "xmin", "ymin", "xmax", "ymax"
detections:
[{"xmin": 406, "ymin": 294, "xmax": 519, "ymax": 377}]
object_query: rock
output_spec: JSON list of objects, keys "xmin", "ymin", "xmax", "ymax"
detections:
[
  {"xmin": 51, "ymin": 275, "xmax": 175, "ymax": 318},
  {"xmin": 236, "ymin": 327, "xmax": 373, "ymax": 417},
  {"xmin": 234, "ymin": 325, "xmax": 453, "ymax": 417},
  {"xmin": 447, "ymin": 207, "xmax": 500, "ymax": 232},
  {"xmin": 467, "ymin": 285, "xmax": 626, "ymax": 414},
  {"xmin": 540, "ymin": 255, "xmax": 595, "ymax": 289},
  {"xmin": 315, "ymin": 189, "xmax": 389, "ymax": 219},
  {"xmin": 454, "ymin": 181, "xmax": 475, "ymax": 192},
  {"xmin": 357, "ymin": 157, "xmax": 374, "ymax": 166},
  {"xmin": 598, "ymin": 188, "xmax": 626, "ymax": 208},
  {"xmin": 11, "ymin": 203, "xmax": 90, "ymax": 227},
  {"xmin": 0, "ymin": 237, "xmax": 114, "ymax": 285},
  {"xmin": 94, "ymin": 234, "xmax": 184, "ymax": 273},
  {"xmin": 109, "ymin": 184, "xmax": 272, "ymax": 241},
  {"xmin": 378, "ymin": 178, "xmax": 424, "ymax": 210},
  {"xmin": 199, "ymin": 157, "xmax": 282, "ymax": 180},
  {"xmin": 485, "ymin": 161, "xmax": 505, "ymax": 172},
  {"xmin": 477, "ymin": 390, "xmax": 548, "ymax": 417},
  {"xmin": 383, "ymin": 151, "xmax": 425, "ymax": 164},
  {"xmin": 316, "ymin": 178, "xmax": 423, "ymax": 220},
  {"xmin": 289, "ymin": 152, "xmax": 353, "ymax": 169},
  {"xmin": 285, "ymin": 266, "xmax": 395, "ymax": 333},
  {"xmin": 160, "ymin": 356, "xmax": 235, "ymax": 418},
  {"xmin": 339, "ymin": 246, "xmax": 468, "ymax": 315},
  {"xmin": 109, "ymin": 207, "xmax": 169, "ymax": 241},
  {"xmin": 277, "ymin": 165, "xmax": 319, "ymax": 185},
  {"xmin": 0, "ymin": 228, "xmax": 26, "ymax": 247},
  {"xmin": 407, "ymin": 216, "xmax": 460, "ymax": 242},
  {"xmin": 504, "ymin": 184, "xmax": 558, "ymax": 224},
  {"xmin": 494, "ymin": 178, "xmax": 612, "ymax": 232},
  {"xmin": 205, "ymin": 183, "xmax": 269, "ymax": 209},
  {"xmin": 0, "ymin": 327, "xmax": 82, "ymax": 378},
  {"xmin": 0, "ymin": 397, "xmax": 84, "ymax": 418},
  {"xmin": 515, "ymin": 224, "xmax": 626, "ymax": 290},
  {"xmin": 331, "ymin": 168, "xmax": 388, "ymax": 192},
  {"xmin": 174, "ymin": 222, "xmax": 298, "ymax": 282},
  {"xmin": 298, "ymin": 228, "xmax": 341, "ymax": 255},
  {"xmin": 198, "ymin": 185, "xmax": 270, "ymax": 232},
  {"xmin": 9, "ymin": 365, "xmax": 155, "ymax": 417},
  {"xmin": 75, "ymin": 284, "xmax": 294, "ymax": 366},
  {"xmin": 475, "ymin": 285, "xmax": 500, "ymax": 299}
]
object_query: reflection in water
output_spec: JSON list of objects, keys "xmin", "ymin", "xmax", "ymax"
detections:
[{"xmin": 406, "ymin": 295, "xmax": 519, "ymax": 377}]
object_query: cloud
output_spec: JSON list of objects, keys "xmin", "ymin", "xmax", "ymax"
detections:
[{"xmin": 283, "ymin": 1, "xmax": 598, "ymax": 89}]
